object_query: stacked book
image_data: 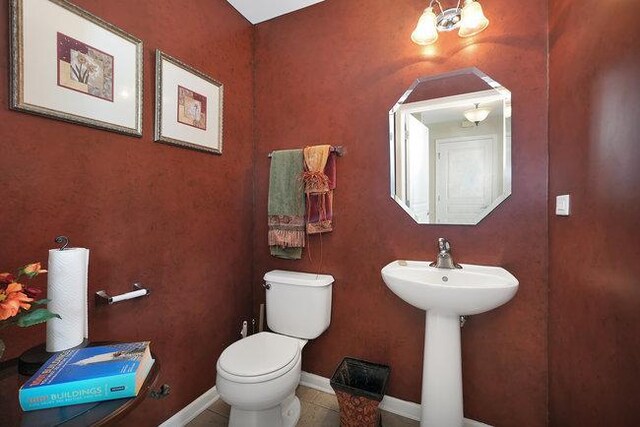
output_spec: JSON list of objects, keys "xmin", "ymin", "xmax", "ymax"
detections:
[{"xmin": 19, "ymin": 341, "xmax": 154, "ymax": 411}]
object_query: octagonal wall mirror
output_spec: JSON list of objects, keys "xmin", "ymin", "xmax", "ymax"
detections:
[{"xmin": 389, "ymin": 68, "xmax": 512, "ymax": 225}]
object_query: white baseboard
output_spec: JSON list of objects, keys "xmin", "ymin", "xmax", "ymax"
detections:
[
  {"xmin": 299, "ymin": 371, "xmax": 335, "ymax": 394},
  {"xmin": 161, "ymin": 371, "xmax": 492, "ymax": 427},
  {"xmin": 159, "ymin": 385, "xmax": 219, "ymax": 427},
  {"xmin": 300, "ymin": 371, "xmax": 492, "ymax": 427}
]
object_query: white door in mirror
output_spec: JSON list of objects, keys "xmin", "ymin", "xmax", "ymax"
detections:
[
  {"xmin": 556, "ymin": 194, "xmax": 571, "ymax": 216},
  {"xmin": 435, "ymin": 135, "xmax": 498, "ymax": 223}
]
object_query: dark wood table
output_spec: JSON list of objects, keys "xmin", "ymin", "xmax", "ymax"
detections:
[{"xmin": 0, "ymin": 346, "xmax": 161, "ymax": 427}]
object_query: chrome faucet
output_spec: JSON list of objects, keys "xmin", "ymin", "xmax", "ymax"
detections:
[{"xmin": 429, "ymin": 238, "xmax": 462, "ymax": 269}]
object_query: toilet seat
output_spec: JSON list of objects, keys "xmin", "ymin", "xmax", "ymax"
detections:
[{"xmin": 217, "ymin": 332, "xmax": 301, "ymax": 384}]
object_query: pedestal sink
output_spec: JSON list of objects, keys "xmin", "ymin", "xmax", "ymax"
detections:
[{"xmin": 381, "ymin": 260, "xmax": 518, "ymax": 427}]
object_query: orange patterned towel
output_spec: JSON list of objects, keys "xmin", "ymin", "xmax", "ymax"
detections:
[{"xmin": 303, "ymin": 145, "xmax": 336, "ymax": 234}]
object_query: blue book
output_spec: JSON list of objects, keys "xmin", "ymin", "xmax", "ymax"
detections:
[{"xmin": 19, "ymin": 342, "xmax": 154, "ymax": 411}]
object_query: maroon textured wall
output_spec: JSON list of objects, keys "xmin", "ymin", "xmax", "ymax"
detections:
[
  {"xmin": 548, "ymin": 0, "xmax": 640, "ymax": 426},
  {"xmin": 0, "ymin": 0, "xmax": 254, "ymax": 425},
  {"xmin": 254, "ymin": 1, "xmax": 548, "ymax": 426}
]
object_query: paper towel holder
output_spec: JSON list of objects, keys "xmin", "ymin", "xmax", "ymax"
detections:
[
  {"xmin": 95, "ymin": 283, "xmax": 150, "ymax": 305},
  {"xmin": 55, "ymin": 235, "xmax": 70, "ymax": 250}
]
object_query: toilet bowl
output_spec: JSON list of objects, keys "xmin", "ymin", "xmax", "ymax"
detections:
[
  {"xmin": 215, "ymin": 270, "xmax": 334, "ymax": 427},
  {"xmin": 216, "ymin": 332, "xmax": 306, "ymax": 427}
]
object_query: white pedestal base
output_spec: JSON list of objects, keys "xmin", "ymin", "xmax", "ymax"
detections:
[{"xmin": 421, "ymin": 311, "xmax": 463, "ymax": 427}]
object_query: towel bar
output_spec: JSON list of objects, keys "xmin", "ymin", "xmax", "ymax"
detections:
[
  {"xmin": 267, "ymin": 145, "xmax": 345, "ymax": 158},
  {"xmin": 95, "ymin": 283, "xmax": 150, "ymax": 305}
]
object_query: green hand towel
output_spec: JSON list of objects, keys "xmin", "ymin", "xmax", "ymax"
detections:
[{"xmin": 268, "ymin": 149, "xmax": 305, "ymax": 259}]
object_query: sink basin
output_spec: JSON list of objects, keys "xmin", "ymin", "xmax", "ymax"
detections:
[
  {"xmin": 381, "ymin": 260, "xmax": 519, "ymax": 315},
  {"xmin": 381, "ymin": 259, "xmax": 518, "ymax": 427}
]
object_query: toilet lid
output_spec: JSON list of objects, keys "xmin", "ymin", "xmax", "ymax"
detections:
[{"xmin": 218, "ymin": 332, "xmax": 300, "ymax": 377}]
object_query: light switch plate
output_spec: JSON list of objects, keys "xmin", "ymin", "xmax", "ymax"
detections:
[{"xmin": 556, "ymin": 194, "xmax": 571, "ymax": 216}]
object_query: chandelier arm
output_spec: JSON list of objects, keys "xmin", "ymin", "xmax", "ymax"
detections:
[{"xmin": 429, "ymin": 0, "xmax": 444, "ymax": 15}]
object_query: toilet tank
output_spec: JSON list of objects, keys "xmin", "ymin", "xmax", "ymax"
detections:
[{"xmin": 264, "ymin": 270, "xmax": 334, "ymax": 339}]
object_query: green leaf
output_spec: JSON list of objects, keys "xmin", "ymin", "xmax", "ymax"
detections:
[
  {"xmin": 33, "ymin": 299, "xmax": 51, "ymax": 305},
  {"xmin": 16, "ymin": 309, "xmax": 61, "ymax": 327}
]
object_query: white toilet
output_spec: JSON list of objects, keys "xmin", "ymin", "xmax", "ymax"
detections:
[{"xmin": 216, "ymin": 270, "xmax": 334, "ymax": 427}]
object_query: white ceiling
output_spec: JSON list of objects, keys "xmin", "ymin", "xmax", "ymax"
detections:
[{"xmin": 226, "ymin": 0, "xmax": 325, "ymax": 24}]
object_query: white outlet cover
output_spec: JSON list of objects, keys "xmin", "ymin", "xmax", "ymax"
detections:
[{"xmin": 556, "ymin": 194, "xmax": 571, "ymax": 216}]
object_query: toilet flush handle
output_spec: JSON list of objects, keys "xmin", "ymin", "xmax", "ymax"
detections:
[{"xmin": 263, "ymin": 282, "xmax": 271, "ymax": 290}]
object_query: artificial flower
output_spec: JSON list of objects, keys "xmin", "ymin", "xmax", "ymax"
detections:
[
  {"xmin": 22, "ymin": 286, "xmax": 43, "ymax": 298},
  {"xmin": 20, "ymin": 263, "xmax": 47, "ymax": 278},
  {"xmin": 0, "ymin": 282, "xmax": 34, "ymax": 321}
]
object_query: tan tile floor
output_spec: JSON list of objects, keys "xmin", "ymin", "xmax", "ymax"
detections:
[{"xmin": 187, "ymin": 385, "xmax": 419, "ymax": 427}]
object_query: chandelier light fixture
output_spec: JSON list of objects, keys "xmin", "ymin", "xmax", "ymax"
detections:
[
  {"xmin": 411, "ymin": 0, "xmax": 489, "ymax": 46},
  {"xmin": 463, "ymin": 103, "xmax": 491, "ymax": 125}
]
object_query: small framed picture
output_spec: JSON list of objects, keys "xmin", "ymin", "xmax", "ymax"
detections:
[
  {"xmin": 10, "ymin": 0, "xmax": 143, "ymax": 136},
  {"xmin": 155, "ymin": 50, "xmax": 223, "ymax": 155}
]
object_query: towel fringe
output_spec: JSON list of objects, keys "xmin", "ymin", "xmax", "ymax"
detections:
[
  {"xmin": 268, "ymin": 215, "xmax": 306, "ymax": 248},
  {"xmin": 303, "ymin": 170, "xmax": 330, "ymax": 194},
  {"xmin": 268, "ymin": 229, "xmax": 306, "ymax": 248}
]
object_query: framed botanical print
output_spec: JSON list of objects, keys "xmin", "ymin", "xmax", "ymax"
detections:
[
  {"xmin": 10, "ymin": 0, "xmax": 143, "ymax": 136},
  {"xmin": 155, "ymin": 50, "xmax": 223, "ymax": 155}
]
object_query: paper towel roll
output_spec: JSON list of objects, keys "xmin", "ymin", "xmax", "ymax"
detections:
[{"xmin": 46, "ymin": 247, "xmax": 89, "ymax": 352}]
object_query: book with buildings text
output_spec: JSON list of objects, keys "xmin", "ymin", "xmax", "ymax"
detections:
[{"xmin": 19, "ymin": 341, "xmax": 154, "ymax": 411}]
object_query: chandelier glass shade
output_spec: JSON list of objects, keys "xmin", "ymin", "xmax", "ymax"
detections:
[
  {"xmin": 464, "ymin": 103, "xmax": 491, "ymax": 124},
  {"xmin": 411, "ymin": 7, "xmax": 439, "ymax": 45},
  {"xmin": 458, "ymin": 0, "xmax": 490, "ymax": 37}
]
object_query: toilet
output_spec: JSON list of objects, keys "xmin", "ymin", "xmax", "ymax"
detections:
[{"xmin": 215, "ymin": 270, "xmax": 334, "ymax": 427}]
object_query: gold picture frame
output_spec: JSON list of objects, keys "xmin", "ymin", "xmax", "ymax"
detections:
[{"xmin": 154, "ymin": 50, "xmax": 224, "ymax": 154}]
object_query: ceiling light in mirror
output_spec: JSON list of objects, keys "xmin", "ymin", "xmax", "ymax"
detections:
[
  {"xmin": 463, "ymin": 103, "xmax": 491, "ymax": 125},
  {"xmin": 389, "ymin": 68, "xmax": 512, "ymax": 225}
]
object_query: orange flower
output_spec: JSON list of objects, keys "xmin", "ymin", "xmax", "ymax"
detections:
[
  {"xmin": 0, "ymin": 282, "xmax": 34, "ymax": 321},
  {"xmin": 20, "ymin": 263, "xmax": 47, "ymax": 278}
]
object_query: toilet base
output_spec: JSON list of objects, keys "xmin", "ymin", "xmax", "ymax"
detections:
[
  {"xmin": 228, "ymin": 394, "xmax": 300, "ymax": 427},
  {"xmin": 281, "ymin": 394, "xmax": 301, "ymax": 427}
]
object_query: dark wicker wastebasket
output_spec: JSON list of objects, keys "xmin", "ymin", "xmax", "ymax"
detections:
[{"xmin": 330, "ymin": 357, "xmax": 391, "ymax": 427}]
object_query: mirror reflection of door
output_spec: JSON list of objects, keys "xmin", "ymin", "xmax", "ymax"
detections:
[
  {"xmin": 435, "ymin": 135, "xmax": 498, "ymax": 223},
  {"xmin": 405, "ymin": 114, "xmax": 430, "ymax": 223}
]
